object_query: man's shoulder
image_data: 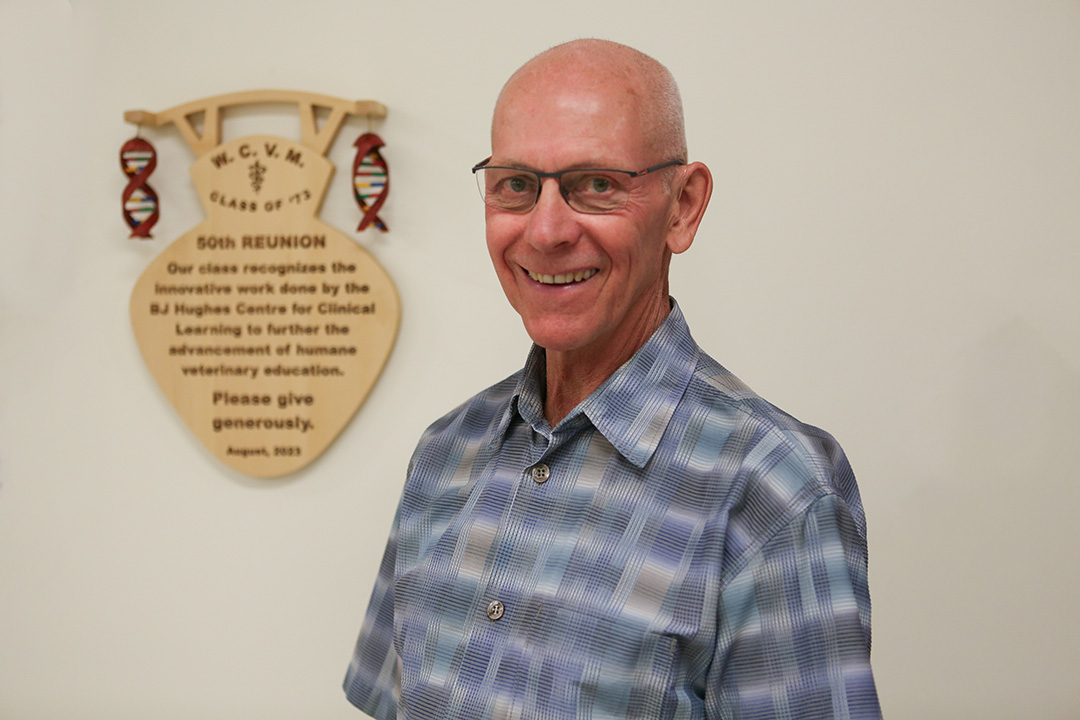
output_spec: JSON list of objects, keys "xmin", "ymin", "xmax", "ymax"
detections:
[{"xmin": 684, "ymin": 349, "xmax": 854, "ymax": 498}]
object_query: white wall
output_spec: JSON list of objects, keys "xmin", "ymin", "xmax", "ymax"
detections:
[{"xmin": 2, "ymin": 1, "xmax": 1078, "ymax": 718}]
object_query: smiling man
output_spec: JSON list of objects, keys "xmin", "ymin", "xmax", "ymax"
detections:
[{"xmin": 344, "ymin": 40, "xmax": 881, "ymax": 720}]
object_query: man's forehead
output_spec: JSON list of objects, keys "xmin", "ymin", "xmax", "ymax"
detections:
[
  {"xmin": 493, "ymin": 71, "xmax": 642, "ymax": 139},
  {"xmin": 489, "ymin": 41, "xmax": 677, "ymax": 168},
  {"xmin": 499, "ymin": 53, "xmax": 643, "ymax": 110},
  {"xmin": 491, "ymin": 90, "xmax": 643, "ymax": 170}
]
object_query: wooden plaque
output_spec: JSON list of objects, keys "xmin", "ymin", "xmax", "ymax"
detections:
[{"xmin": 128, "ymin": 92, "xmax": 399, "ymax": 477}]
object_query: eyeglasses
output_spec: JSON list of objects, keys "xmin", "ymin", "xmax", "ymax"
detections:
[{"xmin": 472, "ymin": 157, "xmax": 684, "ymax": 214}]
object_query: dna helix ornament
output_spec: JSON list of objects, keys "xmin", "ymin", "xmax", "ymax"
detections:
[
  {"xmin": 352, "ymin": 132, "xmax": 389, "ymax": 232},
  {"xmin": 120, "ymin": 137, "xmax": 159, "ymax": 238}
]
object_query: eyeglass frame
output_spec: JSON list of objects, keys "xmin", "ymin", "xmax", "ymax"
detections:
[{"xmin": 471, "ymin": 157, "xmax": 686, "ymax": 214}]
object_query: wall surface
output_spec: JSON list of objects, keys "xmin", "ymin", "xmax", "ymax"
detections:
[{"xmin": 2, "ymin": 1, "xmax": 1078, "ymax": 718}]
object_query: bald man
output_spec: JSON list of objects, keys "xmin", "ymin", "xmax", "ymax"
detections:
[{"xmin": 344, "ymin": 40, "xmax": 881, "ymax": 720}]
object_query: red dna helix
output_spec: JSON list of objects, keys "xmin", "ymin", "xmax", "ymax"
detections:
[
  {"xmin": 120, "ymin": 137, "xmax": 159, "ymax": 238},
  {"xmin": 353, "ymin": 133, "xmax": 389, "ymax": 232}
]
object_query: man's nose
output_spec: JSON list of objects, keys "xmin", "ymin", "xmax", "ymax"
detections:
[{"xmin": 523, "ymin": 178, "xmax": 579, "ymax": 250}]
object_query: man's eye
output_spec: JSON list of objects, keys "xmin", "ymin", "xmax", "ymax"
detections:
[
  {"xmin": 570, "ymin": 174, "xmax": 618, "ymax": 195},
  {"xmin": 586, "ymin": 176, "xmax": 612, "ymax": 193},
  {"xmin": 503, "ymin": 175, "xmax": 534, "ymax": 194}
]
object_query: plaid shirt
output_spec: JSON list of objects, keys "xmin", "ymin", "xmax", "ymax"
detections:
[{"xmin": 344, "ymin": 301, "xmax": 880, "ymax": 719}]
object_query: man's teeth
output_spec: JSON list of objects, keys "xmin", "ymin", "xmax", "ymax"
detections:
[{"xmin": 528, "ymin": 268, "xmax": 598, "ymax": 285}]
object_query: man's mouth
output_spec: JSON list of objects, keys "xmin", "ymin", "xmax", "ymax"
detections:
[{"xmin": 527, "ymin": 268, "xmax": 599, "ymax": 285}]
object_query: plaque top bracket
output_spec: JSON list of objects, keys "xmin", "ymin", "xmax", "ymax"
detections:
[{"xmin": 124, "ymin": 90, "xmax": 387, "ymax": 157}]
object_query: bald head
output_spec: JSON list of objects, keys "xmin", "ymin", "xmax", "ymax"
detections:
[{"xmin": 494, "ymin": 39, "xmax": 687, "ymax": 163}]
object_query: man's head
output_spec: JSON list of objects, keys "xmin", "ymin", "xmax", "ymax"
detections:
[
  {"xmin": 483, "ymin": 39, "xmax": 712, "ymax": 366},
  {"xmin": 496, "ymin": 40, "xmax": 689, "ymax": 167}
]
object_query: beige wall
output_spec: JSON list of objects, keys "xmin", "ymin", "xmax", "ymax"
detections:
[{"xmin": 2, "ymin": 1, "xmax": 1078, "ymax": 718}]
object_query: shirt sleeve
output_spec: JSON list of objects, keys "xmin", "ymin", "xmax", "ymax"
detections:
[
  {"xmin": 343, "ymin": 506, "xmax": 402, "ymax": 720},
  {"xmin": 708, "ymin": 492, "xmax": 881, "ymax": 720}
]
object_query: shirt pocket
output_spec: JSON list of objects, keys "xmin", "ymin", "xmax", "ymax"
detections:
[{"xmin": 516, "ymin": 597, "xmax": 680, "ymax": 719}]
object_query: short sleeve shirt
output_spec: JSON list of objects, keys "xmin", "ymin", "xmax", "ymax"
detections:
[{"xmin": 344, "ymin": 301, "xmax": 881, "ymax": 719}]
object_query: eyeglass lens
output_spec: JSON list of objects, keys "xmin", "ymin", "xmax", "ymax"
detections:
[{"xmin": 476, "ymin": 168, "xmax": 634, "ymax": 214}]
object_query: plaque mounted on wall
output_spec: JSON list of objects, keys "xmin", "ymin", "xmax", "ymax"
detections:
[{"xmin": 126, "ymin": 91, "xmax": 400, "ymax": 478}]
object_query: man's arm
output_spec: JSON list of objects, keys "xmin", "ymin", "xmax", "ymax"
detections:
[
  {"xmin": 344, "ymin": 510, "xmax": 401, "ymax": 720},
  {"xmin": 708, "ymin": 492, "xmax": 881, "ymax": 719}
]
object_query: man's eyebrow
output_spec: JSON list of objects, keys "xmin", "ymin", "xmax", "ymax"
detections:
[{"xmin": 488, "ymin": 159, "xmax": 624, "ymax": 171}]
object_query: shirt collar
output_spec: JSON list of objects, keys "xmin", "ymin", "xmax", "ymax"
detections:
[{"xmin": 496, "ymin": 299, "xmax": 699, "ymax": 468}]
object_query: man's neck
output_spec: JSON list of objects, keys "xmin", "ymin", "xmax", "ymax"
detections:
[
  {"xmin": 542, "ymin": 353, "xmax": 614, "ymax": 427},
  {"xmin": 541, "ymin": 301, "xmax": 671, "ymax": 427}
]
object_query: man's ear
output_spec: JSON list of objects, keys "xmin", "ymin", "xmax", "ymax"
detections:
[{"xmin": 665, "ymin": 162, "xmax": 713, "ymax": 255}]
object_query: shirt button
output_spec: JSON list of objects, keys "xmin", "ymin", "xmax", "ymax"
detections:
[
  {"xmin": 530, "ymin": 464, "xmax": 550, "ymax": 484},
  {"xmin": 486, "ymin": 599, "xmax": 505, "ymax": 621}
]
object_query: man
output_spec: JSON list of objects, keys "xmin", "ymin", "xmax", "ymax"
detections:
[{"xmin": 345, "ymin": 39, "xmax": 880, "ymax": 719}]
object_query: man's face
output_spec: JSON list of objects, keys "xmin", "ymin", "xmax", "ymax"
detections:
[{"xmin": 486, "ymin": 71, "xmax": 678, "ymax": 361}]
